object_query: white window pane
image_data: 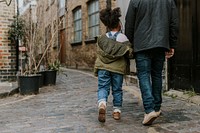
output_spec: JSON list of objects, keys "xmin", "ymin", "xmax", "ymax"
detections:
[
  {"xmin": 78, "ymin": 10, "xmax": 81, "ymax": 18},
  {"xmin": 76, "ymin": 10, "xmax": 80, "ymax": 19},
  {"xmin": 95, "ymin": 26, "xmax": 99, "ymax": 36},
  {"xmin": 95, "ymin": 1, "xmax": 99, "ymax": 12},
  {"xmin": 88, "ymin": 5, "xmax": 92, "ymax": 14},
  {"xmin": 79, "ymin": 20, "xmax": 82, "ymax": 30},
  {"xmin": 95, "ymin": 14, "xmax": 99, "ymax": 25},
  {"xmin": 59, "ymin": 0, "xmax": 65, "ymax": 9},
  {"xmin": 75, "ymin": 12, "xmax": 77, "ymax": 19},
  {"xmin": 78, "ymin": 20, "xmax": 82, "ymax": 30},
  {"xmin": 75, "ymin": 22, "xmax": 78, "ymax": 31},
  {"xmin": 74, "ymin": 8, "xmax": 82, "ymax": 42},
  {"xmin": 90, "ymin": 15, "xmax": 94, "ymax": 26},
  {"xmin": 78, "ymin": 31, "xmax": 82, "ymax": 41},
  {"xmin": 75, "ymin": 31, "xmax": 82, "ymax": 41},
  {"xmin": 88, "ymin": 0, "xmax": 99, "ymax": 38},
  {"xmin": 89, "ymin": 28, "xmax": 92, "ymax": 37}
]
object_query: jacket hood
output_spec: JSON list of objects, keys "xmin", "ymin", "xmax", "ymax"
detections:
[{"xmin": 97, "ymin": 35, "xmax": 132, "ymax": 63}]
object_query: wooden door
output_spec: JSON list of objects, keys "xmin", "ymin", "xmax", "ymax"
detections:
[
  {"xmin": 59, "ymin": 29, "xmax": 66, "ymax": 64},
  {"xmin": 193, "ymin": 0, "xmax": 200, "ymax": 93},
  {"xmin": 169, "ymin": 0, "xmax": 200, "ymax": 93}
]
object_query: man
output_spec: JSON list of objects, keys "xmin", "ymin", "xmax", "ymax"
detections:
[{"xmin": 125, "ymin": 0, "xmax": 179, "ymax": 125}]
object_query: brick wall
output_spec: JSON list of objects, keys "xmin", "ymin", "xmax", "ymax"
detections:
[
  {"xmin": 35, "ymin": 0, "xmax": 59, "ymax": 67},
  {"xmin": 0, "ymin": 1, "xmax": 17, "ymax": 81}
]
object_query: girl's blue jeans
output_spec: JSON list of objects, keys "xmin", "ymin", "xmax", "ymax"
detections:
[
  {"xmin": 97, "ymin": 70, "xmax": 123, "ymax": 108},
  {"xmin": 135, "ymin": 48, "xmax": 165, "ymax": 114}
]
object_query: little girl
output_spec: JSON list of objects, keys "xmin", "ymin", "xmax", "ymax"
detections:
[{"xmin": 94, "ymin": 7, "xmax": 133, "ymax": 122}]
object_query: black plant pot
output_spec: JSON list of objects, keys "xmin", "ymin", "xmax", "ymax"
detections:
[
  {"xmin": 38, "ymin": 71, "xmax": 45, "ymax": 87},
  {"xmin": 44, "ymin": 70, "xmax": 57, "ymax": 86},
  {"xmin": 19, "ymin": 74, "xmax": 41, "ymax": 95}
]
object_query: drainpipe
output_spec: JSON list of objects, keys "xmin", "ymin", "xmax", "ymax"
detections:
[
  {"xmin": 16, "ymin": 0, "xmax": 19, "ymax": 71},
  {"xmin": 106, "ymin": 0, "xmax": 111, "ymax": 32},
  {"xmin": 106, "ymin": 0, "xmax": 111, "ymax": 9}
]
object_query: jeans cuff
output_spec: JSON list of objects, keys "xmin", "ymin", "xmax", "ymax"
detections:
[
  {"xmin": 98, "ymin": 100, "xmax": 106, "ymax": 108},
  {"xmin": 145, "ymin": 109, "xmax": 155, "ymax": 114},
  {"xmin": 113, "ymin": 106, "xmax": 122, "ymax": 113}
]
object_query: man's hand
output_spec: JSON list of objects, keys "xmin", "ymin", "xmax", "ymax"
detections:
[{"xmin": 165, "ymin": 48, "xmax": 175, "ymax": 58}]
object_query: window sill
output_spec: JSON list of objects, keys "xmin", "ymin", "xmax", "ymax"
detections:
[
  {"xmin": 84, "ymin": 37, "xmax": 97, "ymax": 44},
  {"xmin": 71, "ymin": 41, "xmax": 82, "ymax": 46}
]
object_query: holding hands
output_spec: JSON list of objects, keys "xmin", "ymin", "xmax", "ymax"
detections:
[{"xmin": 165, "ymin": 48, "xmax": 175, "ymax": 58}]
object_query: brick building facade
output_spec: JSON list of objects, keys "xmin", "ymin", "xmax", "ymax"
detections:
[
  {"xmin": 21, "ymin": 0, "xmax": 60, "ymax": 69},
  {"xmin": 34, "ymin": 0, "xmax": 119, "ymax": 69},
  {"xmin": 0, "ymin": 0, "xmax": 135, "ymax": 81},
  {"xmin": 18, "ymin": 0, "xmax": 126, "ymax": 70},
  {"xmin": 37, "ymin": 0, "xmax": 59, "ymax": 66},
  {"xmin": 65, "ymin": 0, "xmax": 117, "ymax": 69},
  {"xmin": 18, "ymin": 0, "xmax": 136, "ymax": 72},
  {"xmin": 0, "ymin": 1, "xmax": 17, "ymax": 82}
]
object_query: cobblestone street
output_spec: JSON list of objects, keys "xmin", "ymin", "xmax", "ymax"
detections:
[{"xmin": 0, "ymin": 68, "xmax": 200, "ymax": 133}]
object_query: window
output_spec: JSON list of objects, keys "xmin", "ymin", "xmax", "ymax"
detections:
[
  {"xmin": 73, "ymin": 8, "xmax": 82, "ymax": 42},
  {"xmin": 59, "ymin": 0, "xmax": 65, "ymax": 9},
  {"xmin": 59, "ymin": 0, "xmax": 66, "ymax": 16},
  {"xmin": 88, "ymin": 0, "xmax": 99, "ymax": 38}
]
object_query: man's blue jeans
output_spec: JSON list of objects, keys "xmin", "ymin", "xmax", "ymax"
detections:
[
  {"xmin": 98, "ymin": 70, "xmax": 123, "ymax": 107},
  {"xmin": 135, "ymin": 49, "xmax": 165, "ymax": 114}
]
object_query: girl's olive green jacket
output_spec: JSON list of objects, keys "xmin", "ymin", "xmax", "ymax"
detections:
[{"xmin": 94, "ymin": 34, "xmax": 134, "ymax": 76}]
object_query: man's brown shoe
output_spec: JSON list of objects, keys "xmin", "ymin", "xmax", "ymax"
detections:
[
  {"xmin": 98, "ymin": 104, "xmax": 106, "ymax": 122},
  {"xmin": 112, "ymin": 112, "xmax": 121, "ymax": 120}
]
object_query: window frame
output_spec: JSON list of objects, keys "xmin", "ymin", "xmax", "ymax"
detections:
[
  {"xmin": 72, "ymin": 7, "xmax": 82, "ymax": 43},
  {"xmin": 87, "ymin": 0, "xmax": 99, "ymax": 39}
]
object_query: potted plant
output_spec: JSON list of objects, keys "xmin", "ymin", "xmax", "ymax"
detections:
[
  {"xmin": 8, "ymin": 15, "xmax": 42, "ymax": 95},
  {"xmin": 43, "ymin": 59, "xmax": 61, "ymax": 86},
  {"xmin": 38, "ymin": 19, "xmax": 64, "ymax": 86},
  {"xmin": 8, "ymin": 6, "xmax": 64, "ymax": 91}
]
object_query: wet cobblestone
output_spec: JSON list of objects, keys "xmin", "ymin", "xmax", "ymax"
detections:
[{"xmin": 0, "ymin": 68, "xmax": 199, "ymax": 133}]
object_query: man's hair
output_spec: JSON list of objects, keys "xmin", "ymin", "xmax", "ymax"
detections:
[{"xmin": 100, "ymin": 7, "xmax": 121, "ymax": 30}]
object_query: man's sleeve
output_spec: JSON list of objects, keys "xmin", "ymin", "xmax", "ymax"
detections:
[
  {"xmin": 125, "ymin": 0, "xmax": 136, "ymax": 44},
  {"xmin": 170, "ymin": 1, "xmax": 179, "ymax": 49}
]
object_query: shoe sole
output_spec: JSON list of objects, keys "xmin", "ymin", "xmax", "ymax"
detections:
[
  {"xmin": 98, "ymin": 108, "xmax": 106, "ymax": 122},
  {"xmin": 113, "ymin": 117, "xmax": 120, "ymax": 120},
  {"xmin": 143, "ymin": 116, "xmax": 157, "ymax": 126},
  {"xmin": 113, "ymin": 113, "xmax": 120, "ymax": 120}
]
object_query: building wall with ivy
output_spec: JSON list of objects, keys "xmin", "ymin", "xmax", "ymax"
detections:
[{"xmin": 0, "ymin": 1, "xmax": 17, "ymax": 82}]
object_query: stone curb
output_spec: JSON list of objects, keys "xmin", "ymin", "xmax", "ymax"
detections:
[
  {"xmin": 0, "ymin": 87, "xmax": 19, "ymax": 99},
  {"xmin": 164, "ymin": 89, "xmax": 200, "ymax": 106},
  {"xmin": 0, "ymin": 81, "xmax": 19, "ymax": 99},
  {"xmin": 123, "ymin": 85, "xmax": 200, "ymax": 106}
]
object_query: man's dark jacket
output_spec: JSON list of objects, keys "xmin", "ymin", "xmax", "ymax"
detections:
[{"xmin": 125, "ymin": 0, "xmax": 179, "ymax": 52}]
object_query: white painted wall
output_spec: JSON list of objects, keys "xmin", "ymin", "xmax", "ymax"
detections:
[
  {"xmin": 116, "ymin": 0, "xmax": 130, "ymax": 32},
  {"xmin": 116, "ymin": 0, "xmax": 136, "ymax": 73}
]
